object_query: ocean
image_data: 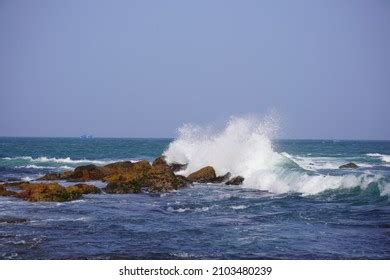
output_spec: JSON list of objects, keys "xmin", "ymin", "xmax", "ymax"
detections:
[{"xmin": 1, "ymin": 131, "xmax": 389, "ymax": 259}]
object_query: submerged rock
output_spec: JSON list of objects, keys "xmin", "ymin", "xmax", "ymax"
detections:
[
  {"xmin": 0, "ymin": 217, "xmax": 28, "ymax": 224},
  {"xmin": 225, "ymin": 176, "xmax": 244, "ymax": 185},
  {"xmin": 187, "ymin": 166, "xmax": 216, "ymax": 183},
  {"xmin": 339, "ymin": 162, "xmax": 359, "ymax": 169}
]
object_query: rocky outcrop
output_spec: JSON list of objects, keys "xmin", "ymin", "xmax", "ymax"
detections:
[
  {"xmin": 102, "ymin": 161, "xmax": 152, "ymax": 184},
  {"xmin": 187, "ymin": 166, "xmax": 216, "ymax": 183},
  {"xmin": 144, "ymin": 163, "xmax": 187, "ymax": 192},
  {"xmin": 339, "ymin": 162, "xmax": 359, "ymax": 169},
  {"xmin": 104, "ymin": 182, "xmax": 141, "ymax": 194},
  {"xmin": 0, "ymin": 182, "xmax": 101, "ymax": 202},
  {"xmin": 152, "ymin": 156, "xmax": 188, "ymax": 172},
  {"xmin": 67, "ymin": 164, "xmax": 105, "ymax": 181},
  {"xmin": 212, "ymin": 172, "xmax": 231, "ymax": 183},
  {"xmin": 225, "ymin": 176, "xmax": 244, "ymax": 185},
  {"xmin": 34, "ymin": 157, "xmax": 248, "ymax": 197}
]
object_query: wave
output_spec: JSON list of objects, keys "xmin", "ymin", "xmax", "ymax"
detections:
[
  {"xmin": 281, "ymin": 153, "xmax": 373, "ymax": 170},
  {"xmin": 164, "ymin": 116, "xmax": 390, "ymax": 196},
  {"xmin": 1, "ymin": 156, "xmax": 113, "ymax": 166},
  {"xmin": 367, "ymin": 153, "xmax": 390, "ymax": 163},
  {"xmin": 15, "ymin": 164, "xmax": 74, "ymax": 170}
]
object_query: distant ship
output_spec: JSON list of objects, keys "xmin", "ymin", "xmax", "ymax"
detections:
[{"xmin": 80, "ymin": 134, "xmax": 94, "ymax": 139}]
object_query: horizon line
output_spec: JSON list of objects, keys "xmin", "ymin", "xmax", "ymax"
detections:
[{"xmin": 0, "ymin": 136, "xmax": 389, "ymax": 141}]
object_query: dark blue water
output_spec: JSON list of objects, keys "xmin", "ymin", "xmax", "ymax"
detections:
[{"xmin": 0, "ymin": 138, "xmax": 389, "ymax": 259}]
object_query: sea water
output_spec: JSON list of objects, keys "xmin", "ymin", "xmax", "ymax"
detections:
[{"xmin": 0, "ymin": 118, "xmax": 389, "ymax": 259}]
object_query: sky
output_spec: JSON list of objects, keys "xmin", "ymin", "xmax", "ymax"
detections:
[{"xmin": 0, "ymin": 0, "xmax": 389, "ymax": 139}]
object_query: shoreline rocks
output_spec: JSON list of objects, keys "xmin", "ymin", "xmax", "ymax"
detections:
[
  {"xmin": 226, "ymin": 176, "xmax": 244, "ymax": 185},
  {"xmin": 0, "ymin": 182, "xmax": 101, "ymax": 202},
  {"xmin": 2, "ymin": 155, "xmax": 248, "ymax": 203},
  {"xmin": 187, "ymin": 166, "xmax": 216, "ymax": 183}
]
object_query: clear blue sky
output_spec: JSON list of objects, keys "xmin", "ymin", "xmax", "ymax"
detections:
[{"xmin": 0, "ymin": 0, "xmax": 389, "ymax": 139}]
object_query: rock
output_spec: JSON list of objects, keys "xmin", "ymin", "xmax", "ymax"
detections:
[
  {"xmin": 169, "ymin": 162, "xmax": 188, "ymax": 172},
  {"xmin": 104, "ymin": 182, "xmax": 141, "ymax": 194},
  {"xmin": 143, "ymin": 164, "xmax": 188, "ymax": 192},
  {"xmin": 103, "ymin": 161, "xmax": 152, "ymax": 184},
  {"xmin": 152, "ymin": 156, "xmax": 168, "ymax": 167},
  {"xmin": 1, "ymin": 182, "xmax": 101, "ymax": 202},
  {"xmin": 225, "ymin": 176, "xmax": 244, "ymax": 185},
  {"xmin": 0, "ymin": 185, "xmax": 16, "ymax": 197},
  {"xmin": 212, "ymin": 172, "xmax": 231, "ymax": 183},
  {"xmin": 187, "ymin": 166, "xmax": 216, "ymax": 183},
  {"xmin": 67, "ymin": 164, "xmax": 105, "ymax": 181},
  {"xmin": 0, "ymin": 217, "xmax": 28, "ymax": 224},
  {"xmin": 38, "ymin": 173, "xmax": 62, "ymax": 181},
  {"xmin": 153, "ymin": 156, "xmax": 188, "ymax": 172},
  {"xmin": 66, "ymin": 184, "xmax": 101, "ymax": 195},
  {"xmin": 339, "ymin": 162, "xmax": 359, "ymax": 169}
]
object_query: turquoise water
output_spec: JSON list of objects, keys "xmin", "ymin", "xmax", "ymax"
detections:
[{"xmin": 0, "ymin": 137, "xmax": 389, "ymax": 259}]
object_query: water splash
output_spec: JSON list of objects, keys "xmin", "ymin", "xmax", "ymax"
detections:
[{"xmin": 164, "ymin": 116, "xmax": 390, "ymax": 195}]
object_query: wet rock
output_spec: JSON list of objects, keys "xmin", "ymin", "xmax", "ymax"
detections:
[
  {"xmin": 66, "ymin": 184, "xmax": 101, "ymax": 195},
  {"xmin": 0, "ymin": 217, "xmax": 28, "ymax": 224},
  {"xmin": 225, "ymin": 176, "xmax": 244, "ymax": 185},
  {"xmin": 212, "ymin": 172, "xmax": 231, "ymax": 183},
  {"xmin": 103, "ymin": 161, "xmax": 152, "ymax": 184},
  {"xmin": 144, "ymin": 164, "xmax": 188, "ymax": 192},
  {"xmin": 187, "ymin": 166, "xmax": 216, "ymax": 183},
  {"xmin": 104, "ymin": 182, "xmax": 141, "ymax": 194},
  {"xmin": 0, "ymin": 185, "xmax": 16, "ymax": 197},
  {"xmin": 38, "ymin": 173, "xmax": 62, "ymax": 181},
  {"xmin": 14, "ymin": 183, "xmax": 82, "ymax": 202},
  {"xmin": 153, "ymin": 156, "xmax": 188, "ymax": 172},
  {"xmin": 67, "ymin": 164, "xmax": 105, "ymax": 181},
  {"xmin": 169, "ymin": 162, "xmax": 188, "ymax": 172},
  {"xmin": 1, "ymin": 182, "xmax": 101, "ymax": 202},
  {"xmin": 152, "ymin": 156, "xmax": 168, "ymax": 167},
  {"xmin": 339, "ymin": 162, "xmax": 359, "ymax": 169}
]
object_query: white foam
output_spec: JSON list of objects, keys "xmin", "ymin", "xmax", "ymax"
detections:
[
  {"xmin": 164, "ymin": 116, "xmax": 390, "ymax": 195},
  {"xmin": 367, "ymin": 153, "xmax": 390, "ymax": 163},
  {"xmin": 1, "ymin": 156, "xmax": 116, "ymax": 166}
]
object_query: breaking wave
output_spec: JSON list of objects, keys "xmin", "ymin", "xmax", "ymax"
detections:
[
  {"xmin": 1, "ymin": 156, "xmax": 113, "ymax": 165},
  {"xmin": 367, "ymin": 153, "xmax": 390, "ymax": 163},
  {"xmin": 164, "ymin": 116, "xmax": 390, "ymax": 196}
]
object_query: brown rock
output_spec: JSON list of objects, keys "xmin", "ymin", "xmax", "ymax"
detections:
[
  {"xmin": 103, "ymin": 160, "xmax": 152, "ymax": 184},
  {"xmin": 1, "ymin": 182, "xmax": 101, "ymax": 202},
  {"xmin": 104, "ymin": 182, "xmax": 141, "ymax": 194},
  {"xmin": 187, "ymin": 166, "xmax": 216, "ymax": 183},
  {"xmin": 66, "ymin": 183, "xmax": 101, "ymax": 195},
  {"xmin": 68, "ymin": 164, "xmax": 105, "ymax": 181},
  {"xmin": 225, "ymin": 176, "xmax": 244, "ymax": 185},
  {"xmin": 144, "ymin": 164, "xmax": 188, "ymax": 192}
]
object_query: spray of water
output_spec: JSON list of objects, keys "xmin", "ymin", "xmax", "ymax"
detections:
[{"xmin": 164, "ymin": 116, "xmax": 389, "ymax": 195}]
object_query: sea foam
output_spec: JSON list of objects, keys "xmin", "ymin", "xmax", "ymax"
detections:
[{"xmin": 164, "ymin": 116, "xmax": 390, "ymax": 195}]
